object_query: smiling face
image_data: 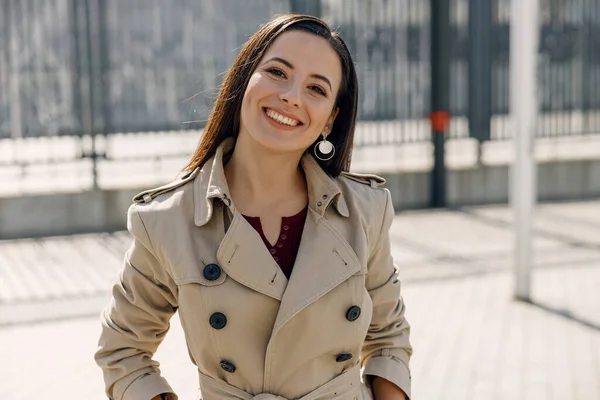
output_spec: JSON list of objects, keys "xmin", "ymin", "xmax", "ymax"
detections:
[{"xmin": 238, "ymin": 30, "xmax": 342, "ymax": 156}]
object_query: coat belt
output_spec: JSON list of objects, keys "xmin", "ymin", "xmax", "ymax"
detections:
[{"xmin": 198, "ymin": 364, "xmax": 363, "ymax": 400}]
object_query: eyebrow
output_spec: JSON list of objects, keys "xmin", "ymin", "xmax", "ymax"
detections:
[{"xmin": 263, "ymin": 56, "xmax": 332, "ymax": 91}]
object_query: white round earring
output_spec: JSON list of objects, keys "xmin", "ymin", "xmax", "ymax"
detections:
[{"xmin": 314, "ymin": 132, "xmax": 335, "ymax": 161}]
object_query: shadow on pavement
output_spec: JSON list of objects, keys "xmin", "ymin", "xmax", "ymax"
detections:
[
  {"xmin": 454, "ymin": 207, "xmax": 600, "ymax": 251},
  {"xmin": 519, "ymin": 298, "xmax": 600, "ymax": 332}
]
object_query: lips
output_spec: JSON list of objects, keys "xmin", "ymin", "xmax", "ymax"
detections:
[{"xmin": 263, "ymin": 107, "xmax": 303, "ymax": 127}]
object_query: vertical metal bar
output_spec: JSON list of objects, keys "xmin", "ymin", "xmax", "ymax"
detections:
[
  {"xmin": 98, "ymin": 0, "xmax": 110, "ymax": 135},
  {"xmin": 490, "ymin": 0, "xmax": 498, "ymax": 140},
  {"xmin": 449, "ymin": 0, "xmax": 457, "ymax": 139},
  {"xmin": 22, "ymin": 0, "xmax": 33, "ymax": 135},
  {"xmin": 558, "ymin": 12, "xmax": 566, "ymax": 137},
  {"xmin": 373, "ymin": 3, "xmax": 382, "ymax": 144},
  {"xmin": 468, "ymin": 0, "xmax": 492, "ymax": 142},
  {"xmin": 391, "ymin": 0, "xmax": 398, "ymax": 141},
  {"xmin": 592, "ymin": 0, "xmax": 599, "ymax": 133},
  {"xmin": 82, "ymin": 0, "xmax": 98, "ymax": 189},
  {"xmin": 404, "ymin": 0, "xmax": 410, "ymax": 142},
  {"xmin": 33, "ymin": 0, "xmax": 43, "ymax": 135},
  {"xmin": 8, "ymin": 0, "xmax": 23, "ymax": 140},
  {"xmin": 409, "ymin": 0, "xmax": 417, "ymax": 143},
  {"xmin": 2, "ymin": 0, "xmax": 12, "ymax": 138},
  {"xmin": 539, "ymin": 17, "xmax": 548, "ymax": 138},
  {"xmin": 70, "ymin": 0, "xmax": 84, "ymax": 151},
  {"xmin": 382, "ymin": 1, "xmax": 389, "ymax": 143},
  {"xmin": 399, "ymin": 0, "xmax": 407, "ymax": 143},
  {"xmin": 581, "ymin": 0, "xmax": 590, "ymax": 133},
  {"xmin": 551, "ymin": 23, "xmax": 558, "ymax": 137},
  {"xmin": 511, "ymin": 0, "xmax": 539, "ymax": 302},
  {"xmin": 0, "ymin": 1, "xmax": 8, "ymax": 139},
  {"xmin": 430, "ymin": 0, "xmax": 451, "ymax": 208}
]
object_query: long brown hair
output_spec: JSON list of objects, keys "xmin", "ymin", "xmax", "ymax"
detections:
[{"xmin": 182, "ymin": 14, "xmax": 358, "ymax": 177}]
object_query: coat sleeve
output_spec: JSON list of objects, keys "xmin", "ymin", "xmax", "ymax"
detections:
[
  {"xmin": 95, "ymin": 204, "xmax": 179, "ymax": 400},
  {"xmin": 361, "ymin": 189, "xmax": 413, "ymax": 399}
]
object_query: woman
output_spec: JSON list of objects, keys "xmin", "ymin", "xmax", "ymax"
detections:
[{"xmin": 95, "ymin": 14, "xmax": 412, "ymax": 400}]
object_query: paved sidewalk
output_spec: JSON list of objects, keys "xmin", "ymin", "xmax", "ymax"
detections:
[{"xmin": 1, "ymin": 200, "xmax": 599, "ymax": 399}]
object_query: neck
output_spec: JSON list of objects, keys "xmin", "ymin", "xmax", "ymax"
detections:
[{"xmin": 224, "ymin": 134, "xmax": 307, "ymax": 210}]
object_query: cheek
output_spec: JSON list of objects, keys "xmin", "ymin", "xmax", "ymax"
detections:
[
  {"xmin": 241, "ymin": 78, "xmax": 256, "ymax": 109},
  {"xmin": 240, "ymin": 75, "xmax": 262, "ymax": 121},
  {"xmin": 245, "ymin": 74, "xmax": 259, "ymax": 95},
  {"xmin": 244, "ymin": 73, "xmax": 270, "ymax": 102},
  {"xmin": 308, "ymin": 102, "xmax": 335, "ymax": 130}
]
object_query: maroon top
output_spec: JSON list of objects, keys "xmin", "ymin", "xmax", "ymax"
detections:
[{"xmin": 243, "ymin": 206, "xmax": 308, "ymax": 279}]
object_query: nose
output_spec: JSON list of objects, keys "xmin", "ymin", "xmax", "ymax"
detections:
[{"xmin": 279, "ymin": 83, "xmax": 302, "ymax": 108}]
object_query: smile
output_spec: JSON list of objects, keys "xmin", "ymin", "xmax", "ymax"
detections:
[{"xmin": 264, "ymin": 108, "xmax": 301, "ymax": 127}]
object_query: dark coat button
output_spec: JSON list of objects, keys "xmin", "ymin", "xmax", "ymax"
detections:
[
  {"xmin": 203, "ymin": 264, "xmax": 221, "ymax": 281},
  {"xmin": 220, "ymin": 360, "xmax": 236, "ymax": 373},
  {"xmin": 209, "ymin": 312, "xmax": 227, "ymax": 329},
  {"xmin": 346, "ymin": 305, "xmax": 361, "ymax": 321},
  {"xmin": 336, "ymin": 353, "xmax": 353, "ymax": 362}
]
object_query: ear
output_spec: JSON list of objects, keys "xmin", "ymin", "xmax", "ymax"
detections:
[{"xmin": 325, "ymin": 108, "xmax": 340, "ymax": 133}]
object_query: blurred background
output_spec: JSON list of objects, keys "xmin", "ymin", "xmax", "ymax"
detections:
[
  {"xmin": 0, "ymin": 1, "xmax": 599, "ymax": 399},
  {"xmin": 2, "ymin": 0, "xmax": 600, "ymax": 234}
]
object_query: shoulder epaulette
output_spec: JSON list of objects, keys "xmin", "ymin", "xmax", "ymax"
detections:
[
  {"xmin": 340, "ymin": 171, "xmax": 386, "ymax": 189},
  {"xmin": 132, "ymin": 168, "xmax": 199, "ymax": 204}
]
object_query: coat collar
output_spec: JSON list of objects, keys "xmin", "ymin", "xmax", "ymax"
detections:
[{"xmin": 193, "ymin": 138, "xmax": 349, "ymax": 226}]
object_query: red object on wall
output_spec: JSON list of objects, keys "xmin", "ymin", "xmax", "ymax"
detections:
[{"xmin": 429, "ymin": 111, "xmax": 451, "ymax": 132}]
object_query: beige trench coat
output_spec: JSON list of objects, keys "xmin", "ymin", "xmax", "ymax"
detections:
[{"xmin": 95, "ymin": 138, "xmax": 412, "ymax": 400}]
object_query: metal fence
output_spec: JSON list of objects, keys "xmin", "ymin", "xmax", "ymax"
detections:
[
  {"xmin": 491, "ymin": 0, "xmax": 600, "ymax": 139},
  {"xmin": 1, "ymin": 0, "xmax": 600, "ymax": 148}
]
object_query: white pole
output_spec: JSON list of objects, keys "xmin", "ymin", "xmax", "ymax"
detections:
[{"xmin": 510, "ymin": 0, "xmax": 539, "ymax": 301}]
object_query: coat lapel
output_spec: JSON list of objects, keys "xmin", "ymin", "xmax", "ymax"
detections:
[
  {"xmin": 271, "ymin": 207, "xmax": 361, "ymax": 335},
  {"xmin": 197, "ymin": 138, "xmax": 357, "ymax": 310},
  {"xmin": 216, "ymin": 210, "xmax": 288, "ymax": 301}
]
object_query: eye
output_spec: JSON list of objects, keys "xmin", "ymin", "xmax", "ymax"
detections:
[
  {"xmin": 266, "ymin": 67, "xmax": 286, "ymax": 78},
  {"xmin": 309, "ymin": 85, "xmax": 327, "ymax": 97}
]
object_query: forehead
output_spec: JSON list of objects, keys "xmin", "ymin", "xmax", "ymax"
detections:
[{"xmin": 262, "ymin": 31, "xmax": 342, "ymax": 87}]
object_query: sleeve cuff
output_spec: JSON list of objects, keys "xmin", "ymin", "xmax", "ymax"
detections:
[
  {"xmin": 120, "ymin": 373, "xmax": 177, "ymax": 400},
  {"xmin": 362, "ymin": 356, "xmax": 411, "ymax": 400}
]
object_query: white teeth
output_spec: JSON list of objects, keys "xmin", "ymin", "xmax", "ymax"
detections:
[{"xmin": 266, "ymin": 109, "xmax": 299, "ymax": 126}]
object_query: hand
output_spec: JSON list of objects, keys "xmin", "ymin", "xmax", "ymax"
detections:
[{"xmin": 372, "ymin": 377, "xmax": 407, "ymax": 400}]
